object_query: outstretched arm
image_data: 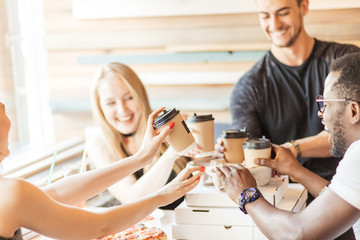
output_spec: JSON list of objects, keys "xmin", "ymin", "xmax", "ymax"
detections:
[
  {"xmin": 283, "ymin": 131, "xmax": 332, "ymax": 158},
  {"xmin": 4, "ymin": 167, "xmax": 202, "ymax": 239},
  {"xmin": 246, "ymin": 189, "xmax": 359, "ymax": 240},
  {"xmin": 255, "ymin": 145, "xmax": 329, "ymax": 197},
  {"xmin": 100, "ymin": 146, "xmax": 180, "ymax": 204},
  {"xmin": 215, "ymin": 165, "xmax": 360, "ymax": 240},
  {"xmin": 42, "ymin": 107, "xmax": 172, "ymax": 205}
]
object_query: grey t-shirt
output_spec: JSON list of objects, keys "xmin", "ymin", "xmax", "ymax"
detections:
[{"xmin": 230, "ymin": 39, "xmax": 360, "ymax": 180}]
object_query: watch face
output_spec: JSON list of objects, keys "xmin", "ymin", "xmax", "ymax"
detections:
[{"xmin": 242, "ymin": 188, "xmax": 256, "ymax": 198}]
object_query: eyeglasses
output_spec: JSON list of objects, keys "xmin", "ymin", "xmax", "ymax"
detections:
[{"xmin": 316, "ymin": 95, "xmax": 359, "ymax": 113}]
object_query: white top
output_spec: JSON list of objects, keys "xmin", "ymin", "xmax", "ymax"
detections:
[{"xmin": 329, "ymin": 139, "xmax": 360, "ymax": 239}]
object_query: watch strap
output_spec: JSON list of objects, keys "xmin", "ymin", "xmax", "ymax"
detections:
[
  {"xmin": 285, "ymin": 140, "xmax": 302, "ymax": 158},
  {"xmin": 238, "ymin": 187, "xmax": 263, "ymax": 214}
]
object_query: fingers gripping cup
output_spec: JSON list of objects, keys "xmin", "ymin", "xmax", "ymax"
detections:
[
  {"xmin": 186, "ymin": 113, "xmax": 215, "ymax": 158},
  {"xmin": 243, "ymin": 138, "xmax": 272, "ymax": 168},
  {"xmin": 153, "ymin": 108, "xmax": 196, "ymax": 156},
  {"xmin": 221, "ymin": 129, "xmax": 248, "ymax": 163}
]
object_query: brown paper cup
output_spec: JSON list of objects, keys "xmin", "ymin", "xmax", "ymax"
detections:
[
  {"xmin": 243, "ymin": 138, "xmax": 272, "ymax": 168},
  {"xmin": 244, "ymin": 148, "xmax": 271, "ymax": 167},
  {"xmin": 187, "ymin": 113, "xmax": 215, "ymax": 158},
  {"xmin": 221, "ymin": 129, "xmax": 248, "ymax": 163},
  {"xmin": 154, "ymin": 108, "xmax": 195, "ymax": 155}
]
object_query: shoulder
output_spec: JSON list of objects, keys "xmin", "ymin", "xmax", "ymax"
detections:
[
  {"xmin": 233, "ymin": 53, "xmax": 270, "ymax": 92},
  {"xmin": 87, "ymin": 128, "xmax": 110, "ymax": 157},
  {"xmin": 239, "ymin": 54, "xmax": 270, "ymax": 84},
  {"xmin": 0, "ymin": 178, "xmax": 40, "ymax": 203},
  {"xmin": 329, "ymin": 140, "xmax": 360, "ymax": 209},
  {"xmin": 86, "ymin": 127, "xmax": 122, "ymax": 166},
  {"xmin": 314, "ymin": 39, "xmax": 360, "ymax": 61},
  {"xmin": 87, "ymin": 128, "xmax": 107, "ymax": 150},
  {"xmin": 331, "ymin": 140, "xmax": 360, "ymax": 179},
  {"xmin": 0, "ymin": 178, "xmax": 35, "ymax": 231},
  {"xmin": 341, "ymin": 140, "xmax": 360, "ymax": 166},
  {"xmin": 231, "ymin": 53, "xmax": 270, "ymax": 103},
  {"xmin": 0, "ymin": 178, "xmax": 30, "ymax": 202}
]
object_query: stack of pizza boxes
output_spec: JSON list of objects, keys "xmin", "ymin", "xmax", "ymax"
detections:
[{"xmin": 172, "ymin": 175, "xmax": 308, "ymax": 240}]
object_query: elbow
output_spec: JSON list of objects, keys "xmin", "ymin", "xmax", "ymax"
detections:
[
  {"xmin": 272, "ymin": 230, "xmax": 305, "ymax": 240},
  {"xmin": 89, "ymin": 214, "xmax": 117, "ymax": 240},
  {"xmin": 270, "ymin": 218, "xmax": 306, "ymax": 240},
  {"xmin": 286, "ymin": 229, "xmax": 306, "ymax": 240},
  {"xmin": 288, "ymin": 225, "xmax": 307, "ymax": 240}
]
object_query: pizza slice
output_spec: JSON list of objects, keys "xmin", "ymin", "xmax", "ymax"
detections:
[{"xmin": 100, "ymin": 223, "xmax": 167, "ymax": 240}]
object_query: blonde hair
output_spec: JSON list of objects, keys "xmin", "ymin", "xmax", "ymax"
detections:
[{"xmin": 90, "ymin": 63, "xmax": 187, "ymax": 173}]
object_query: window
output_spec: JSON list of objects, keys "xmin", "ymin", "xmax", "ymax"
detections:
[{"xmin": 2, "ymin": 0, "xmax": 54, "ymax": 169}]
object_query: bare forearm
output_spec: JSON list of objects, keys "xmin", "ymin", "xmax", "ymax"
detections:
[
  {"xmin": 43, "ymin": 153, "xmax": 146, "ymax": 204},
  {"xmin": 21, "ymin": 165, "xmax": 200, "ymax": 240},
  {"xmin": 247, "ymin": 198, "xmax": 304, "ymax": 239},
  {"xmin": 93, "ymin": 194, "xmax": 162, "ymax": 238},
  {"xmin": 296, "ymin": 131, "xmax": 332, "ymax": 158},
  {"xmin": 109, "ymin": 148, "xmax": 179, "ymax": 203},
  {"xmin": 26, "ymin": 191, "xmax": 163, "ymax": 240},
  {"xmin": 290, "ymin": 166, "xmax": 329, "ymax": 197},
  {"xmin": 247, "ymin": 191, "xmax": 360, "ymax": 240}
]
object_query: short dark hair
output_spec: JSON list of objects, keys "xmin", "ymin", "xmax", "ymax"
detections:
[
  {"xmin": 330, "ymin": 52, "xmax": 360, "ymax": 101},
  {"xmin": 256, "ymin": 0, "xmax": 302, "ymax": 7}
]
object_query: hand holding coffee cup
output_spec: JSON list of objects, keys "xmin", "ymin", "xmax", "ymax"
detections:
[
  {"xmin": 186, "ymin": 113, "xmax": 215, "ymax": 158},
  {"xmin": 221, "ymin": 129, "xmax": 248, "ymax": 163},
  {"xmin": 243, "ymin": 137, "xmax": 272, "ymax": 167},
  {"xmin": 153, "ymin": 108, "xmax": 196, "ymax": 156},
  {"xmin": 214, "ymin": 137, "xmax": 225, "ymax": 159}
]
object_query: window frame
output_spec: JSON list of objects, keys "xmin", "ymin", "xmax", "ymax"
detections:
[{"xmin": 4, "ymin": 0, "xmax": 54, "ymax": 169}]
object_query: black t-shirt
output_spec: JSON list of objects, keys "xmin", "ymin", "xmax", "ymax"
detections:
[{"xmin": 230, "ymin": 39, "xmax": 360, "ymax": 180}]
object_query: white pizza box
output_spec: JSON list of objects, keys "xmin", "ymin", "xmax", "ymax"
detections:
[
  {"xmin": 175, "ymin": 201, "xmax": 254, "ymax": 226},
  {"xmin": 276, "ymin": 183, "xmax": 308, "ymax": 213},
  {"xmin": 173, "ymin": 183, "xmax": 307, "ymax": 240},
  {"xmin": 172, "ymin": 223, "xmax": 253, "ymax": 240},
  {"xmin": 185, "ymin": 176, "xmax": 289, "ymax": 208},
  {"xmin": 175, "ymin": 183, "xmax": 306, "ymax": 227}
]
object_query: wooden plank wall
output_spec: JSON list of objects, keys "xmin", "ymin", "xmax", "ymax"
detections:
[{"xmin": 43, "ymin": 0, "xmax": 360, "ymax": 142}]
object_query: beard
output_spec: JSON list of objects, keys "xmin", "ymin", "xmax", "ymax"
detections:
[
  {"xmin": 329, "ymin": 117, "xmax": 347, "ymax": 157},
  {"xmin": 273, "ymin": 15, "xmax": 302, "ymax": 48}
]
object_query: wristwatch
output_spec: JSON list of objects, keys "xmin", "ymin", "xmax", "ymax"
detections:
[
  {"xmin": 285, "ymin": 140, "xmax": 302, "ymax": 158},
  {"xmin": 238, "ymin": 187, "xmax": 263, "ymax": 214},
  {"xmin": 290, "ymin": 140, "xmax": 302, "ymax": 158}
]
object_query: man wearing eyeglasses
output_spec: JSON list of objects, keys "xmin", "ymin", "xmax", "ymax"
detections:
[
  {"xmin": 217, "ymin": 52, "xmax": 360, "ymax": 240},
  {"xmin": 229, "ymin": 0, "xmax": 359, "ymax": 194}
]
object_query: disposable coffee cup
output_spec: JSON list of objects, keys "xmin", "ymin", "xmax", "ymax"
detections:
[
  {"xmin": 186, "ymin": 113, "xmax": 215, "ymax": 158},
  {"xmin": 153, "ymin": 108, "xmax": 196, "ymax": 156},
  {"xmin": 243, "ymin": 138, "xmax": 271, "ymax": 168},
  {"xmin": 221, "ymin": 129, "xmax": 248, "ymax": 163}
]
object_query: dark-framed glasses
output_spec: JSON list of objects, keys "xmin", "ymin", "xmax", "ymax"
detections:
[{"xmin": 316, "ymin": 95, "xmax": 359, "ymax": 113}]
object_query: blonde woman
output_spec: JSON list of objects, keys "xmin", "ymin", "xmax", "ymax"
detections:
[
  {"xmin": 0, "ymin": 103, "xmax": 203, "ymax": 240},
  {"xmin": 88, "ymin": 63, "xmax": 189, "ymax": 209}
]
